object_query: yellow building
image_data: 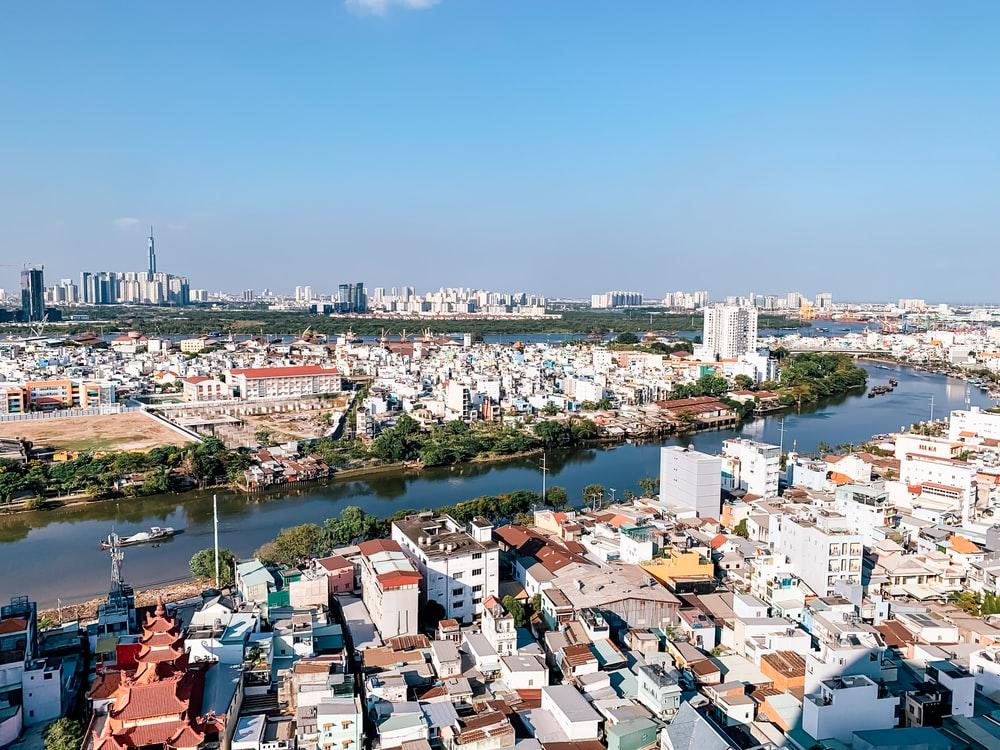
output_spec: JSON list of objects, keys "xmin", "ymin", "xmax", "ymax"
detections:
[{"xmin": 641, "ymin": 547, "xmax": 714, "ymax": 585}]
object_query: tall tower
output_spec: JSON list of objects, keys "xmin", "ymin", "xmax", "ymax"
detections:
[
  {"xmin": 20, "ymin": 267, "xmax": 45, "ymax": 322},
  {"xmin": 703, "ymin": 303, "xmax": 758, "ymax": 360},
  {"xmin": 147, "ymin": 225, "xmax": 156, "ymax": 276}
]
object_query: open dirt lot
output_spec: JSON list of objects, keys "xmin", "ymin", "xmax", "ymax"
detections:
[{"xmin": 0, "ymin": 412, "xmax": 194, "ymax": 452}]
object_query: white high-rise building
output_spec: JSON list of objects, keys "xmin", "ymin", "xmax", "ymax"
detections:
[
  {"xmin": 391, "ymin": 513, "xmax": 499, "ymax": 624},
  {"xmin": 721, "ymin": 438, "xmax": 781, "ymax": 497},
  {"xmin": 815, "ymin": 292, "xmax": 833, "ymax": 312},
  {"xmin": 659, "ymin": 446, "xmax": 722, "ymax": 518},
  {"xmin": 702, "ymin": 304, "xmax": 758, "ymax": 359},
  {"xmin": 772, "ymin": 512, "xmax": 863, "ymax": 597}
]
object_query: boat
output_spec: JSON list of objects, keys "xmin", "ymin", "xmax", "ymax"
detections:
[{"xmin": 100, "ymin": 527, "xmax": 176, "ymax": 549}]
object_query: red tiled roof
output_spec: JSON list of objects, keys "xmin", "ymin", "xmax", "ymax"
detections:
[
  {"xmin": 709, "ymin": 533, "xmax": 729, "ymax": 550},
  {"xmin": 876, "ymin": 620, "xmax": 915, "ymax": 648},
  {"xmin": 88, "ymin": 671, "xmax": 123, "ymax": 700},
  {"xmin": 230, "ymin": 365, "xmax": 338, "ymax": 379},
  {"xmin": 110, "ymin": 677, "xmax": 191, "ymax": 721},
  {"xmin": 358, "ymin": 539, "xmax": 403, "ymax": 556},
  {"xmin": 0, "ymin": 617, "xmax": 28, "ymax": 635},
  {"xmin": 377, "ymin": 570, "xmax": 422, "ymax": 590},
  {"xmin": 316, "ymin": 555, "xmax": 353, "ymax": 571}
]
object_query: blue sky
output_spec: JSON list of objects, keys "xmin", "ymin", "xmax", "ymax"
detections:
[{"xmin": 1, "ymin": 2, "xmax": 998, "ymax": 301}]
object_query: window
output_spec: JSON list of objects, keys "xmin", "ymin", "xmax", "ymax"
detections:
[
  {"xmin": 453, "ymin": 601, "xmax": 464, "ymax": 609},
  {"xmin": 472, "ymin": 584, "xmax": 483, "ymax": 592},
  {"xmin": 44, "ymin": 672, "xmax": 53, "ymax": 680},
  {"xmin": 472, "ymin": 568, "xmax": 483, "ymax": 577},
  {"xmin": 472, "ymin": 552, "xmax": 483, "ymax": 560},
  {"xmin": 453, "ymin": 588, "xmax": 463, "ymax": 596}
]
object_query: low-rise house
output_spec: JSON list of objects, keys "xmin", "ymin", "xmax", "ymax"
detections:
[
  {"xmin": 635, "ymin": 663, "xmax": 682, "ymax": 720},
  {"xmin": 316, "ymin": 697, "xmax": 363, "ymax": 750},
  {"xmin": 540, "ymin": 685, "xmax": 602, "ymax": 741},
  {"xmin": 802, "ymin": 675, "xmax": 898, "ymax": 744},
  {"xmin": 500, "ymin": 654, "xmax": 547, "ymax": 690},
  {"xmin": 315, "ymin": 555, "xmax": 356, "ymax": 595},
  {"xmin": 660, "ymin": 702, "xmax": 738, "ymax": 750},
  {"xmin": 481, "ymin": 596, "xmax": 517, "ymax": 657},
  {"xmin": 430, "ymin": 640, "xmax": 462, "ymax": 678}
]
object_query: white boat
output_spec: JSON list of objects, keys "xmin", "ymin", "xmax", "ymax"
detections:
[{"xmin": 100, "ymin": 526, "xmax": 176, "ymax": 549}]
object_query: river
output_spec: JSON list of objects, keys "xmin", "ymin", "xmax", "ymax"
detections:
[{"xmin": 1, "ymin": 362, "xmax": 993, "ymax": 608}]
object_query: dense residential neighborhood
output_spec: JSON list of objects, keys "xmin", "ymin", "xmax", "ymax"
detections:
[
  {"xmin": 4, "ymin": 304, "xmax": 1000, "ymax": 750},
  {"xmin": 5, "ymin": 398, "xmax": 1000, "ymax": 749}
]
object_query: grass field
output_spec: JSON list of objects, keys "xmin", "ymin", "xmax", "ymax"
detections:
[{"xmin": 0, "ymin": 412, "xmax": 194, "ymax": 452}]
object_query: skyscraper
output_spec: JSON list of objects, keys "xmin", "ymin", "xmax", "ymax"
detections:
[
  {"xmin": 20, "ymin": 267, "xmax": 45, "ymax": 322},
  {"xmin": 702, "ymin": 303, "xmax": 758, "ymax": 359},
  {"xmin": 147, "ymin": 226, "xmax": 156, "ymax": 276}
]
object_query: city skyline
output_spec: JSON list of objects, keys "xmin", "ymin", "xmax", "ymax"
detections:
[{"xmin": 2, "ymin": 3, "xmax": 999, "ymax": 299}]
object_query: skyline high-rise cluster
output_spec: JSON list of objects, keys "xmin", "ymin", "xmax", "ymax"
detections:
[
  {"xmin": 590, "ymin": 290, "xmax": 644, "ymax": 309},
  {"xmin": 367, "ymin": 286, "xmax": 545, "ymax": 316},
  {"xmin": 78, "ymin": 228, "xmax": 190, "ymax": 306}
]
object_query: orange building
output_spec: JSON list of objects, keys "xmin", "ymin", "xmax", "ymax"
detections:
[
  {"xmin": 2, "ymin": 379, "xmax": 114, "ymax": 414},
  {"xmin": 759, "ymin": 650, "xmax": 806, "ymax": 694}
]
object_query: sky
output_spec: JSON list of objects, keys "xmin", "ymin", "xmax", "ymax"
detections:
[{"xmin": 1, "ymin": 2, "xmax": 999, "ymax": 302}]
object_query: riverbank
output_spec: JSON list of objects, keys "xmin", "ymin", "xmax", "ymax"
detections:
[
  {"xmin": 38, "ymin": 578, "xmax": 208, "ymax": 624},
  {"xmin": 859, "ymin": 355, "xmax": 1000, "ymax": 398},
  {"xmin": 2, "ymin": 362, "xmax": 990, "ymax": 609}
]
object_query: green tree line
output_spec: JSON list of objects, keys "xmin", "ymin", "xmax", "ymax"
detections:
[
  {"xmin": 251, "ymin": 487, "xmax": 563, "ymax": 566},
  {"xmin": 0, "ymin": 437, "xmax": 249, "ymax": 504}
]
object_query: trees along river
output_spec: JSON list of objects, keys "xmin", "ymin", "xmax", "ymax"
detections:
[{"xmin": 0, "ymin": 362, "xmax": 992, "ymax": 607}]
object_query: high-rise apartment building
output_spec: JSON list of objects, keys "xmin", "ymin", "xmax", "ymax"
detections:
[
  {"xmin": 659, "ymin": 446, "xmax": 722, "ymax": 518},
  {"xmin": 336, "ymin": 282, "xmax": 367, "ymax": 313},
  {"xmin": 721, "ymin": 438, "xmax": 781, "ymax": 498},
  {"xmin": 772, "ymin": 511, "xmax": 863, "ymax": 597},
  {"xmin": 20, "ymin": 267, "xmax": 45, "ymax": 322},
  {"xmin": 591, "ymin": 290, "xmax": 643, "ymax": 309},
  {"xmin": 702, "ymin": 303, "xmax": 758, "ymax": 359}
]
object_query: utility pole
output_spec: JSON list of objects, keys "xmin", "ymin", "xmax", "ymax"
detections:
[
  {"xmin": 929, "ymin": 394, "xmax": 935, "ymax": 422},
  {"xmin": 213, "ymin": 494, "xmax": 220, "ymax": 588},
  {"xmin": 540, "ymin": 454, "xmax": 548, "ymax": 504},
  {"xmin": 778, "ymin": 417, "xmax": 786, "ymax": 453}
]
